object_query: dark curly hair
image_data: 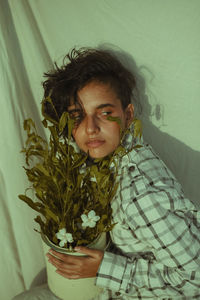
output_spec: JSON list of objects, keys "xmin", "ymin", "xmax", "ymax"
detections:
[{"xmin": 42, "ymin": 47, "xmax": 138, "ymax": 121}]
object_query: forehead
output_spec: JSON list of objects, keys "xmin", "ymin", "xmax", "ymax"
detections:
[{"xmin": 69, "ymin": 81, "xmax": 122, "ymax": 111}]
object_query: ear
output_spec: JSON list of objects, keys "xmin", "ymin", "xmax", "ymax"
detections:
[{"xmin": 125, "ymin": 104, "xmax": 134, "ymax": 127}]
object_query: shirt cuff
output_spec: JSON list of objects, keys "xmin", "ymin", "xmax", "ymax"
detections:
[{"xmin": 95, "ymin": 250, "xmax": 129, "ymax": 292}]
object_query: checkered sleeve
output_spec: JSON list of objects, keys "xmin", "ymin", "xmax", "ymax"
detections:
[{"xmin": 96, "ymin": 147, "xmax": 200, "ymax": 297}]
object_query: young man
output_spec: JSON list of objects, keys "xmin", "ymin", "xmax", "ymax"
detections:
[{"xmin": 17, "ymin": 48, "xmax": 200, "ymax": 299}]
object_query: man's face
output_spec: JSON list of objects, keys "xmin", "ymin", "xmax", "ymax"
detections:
[{"xmin": 68, "ymin": 81, "xmax": 134, "ymax": 158}]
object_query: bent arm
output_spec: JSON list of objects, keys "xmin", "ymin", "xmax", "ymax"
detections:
[{"xmin": 96, "ymin": 187, "xmax": 200, "ymax": 298}]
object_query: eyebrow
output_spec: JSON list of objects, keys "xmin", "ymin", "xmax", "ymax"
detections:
[
  {"xmin": 68, "ymin": 108, "xmax": 82, "ymax": 113},
  {"xmin": 68, "ymin": 103, "xmax": 115, "ymax": 113},
  {"xmin": 96, "ymin": 104, "xmax": 115, "ymax": 109}
]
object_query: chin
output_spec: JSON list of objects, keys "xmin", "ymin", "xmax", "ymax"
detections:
[
  {"xmin": 88, "ymin": 150, "xmax": 113, "ymax": 159},
  {"xmin": 89, "ymin": 153, "xmax": 105, "ymax": 159}
]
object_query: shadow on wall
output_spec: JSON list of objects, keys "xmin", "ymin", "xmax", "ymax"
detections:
[{"xmin": 99, "ymin": 43, "xmax": 200, "ymax": 208}]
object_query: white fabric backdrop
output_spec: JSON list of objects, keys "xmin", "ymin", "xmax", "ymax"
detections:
[{"xmin": 0, "ymin": 1, "xmax": 200, "ymax": 299}]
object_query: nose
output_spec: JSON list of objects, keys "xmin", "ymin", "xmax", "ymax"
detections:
[{"xmin": 85, "ymin": 116, "xmax": 100, "ymax": 135}]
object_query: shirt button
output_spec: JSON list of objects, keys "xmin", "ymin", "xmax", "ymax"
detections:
[
  {"xmin": 128, "ymin": 166, "xmax": 135, "ymax": 172},
  {"xmin": 115, "ymin": 292, "xmax": 121, "ymax": 296}
]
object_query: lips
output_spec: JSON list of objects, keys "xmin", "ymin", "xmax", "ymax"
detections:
[{"xmin": 86, "ymin": 139, "xmax": 105, "ymax": 148}]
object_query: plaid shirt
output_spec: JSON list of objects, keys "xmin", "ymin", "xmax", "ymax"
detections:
[{"xmin": 94, "ymin": 140, "xmax": 200, "ymax": 299}]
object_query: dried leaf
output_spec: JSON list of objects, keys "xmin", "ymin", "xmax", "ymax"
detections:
[
  {"xmin": 59, "ymin": 111, "xmax": 69, "ymax": 133},
  {"xmin": 133, "ymin": 119, "xmax": 142, "ymax": 138},
  {"xmin": 18, "ymin": 194, "xmax": 44, "ymax": 212}
]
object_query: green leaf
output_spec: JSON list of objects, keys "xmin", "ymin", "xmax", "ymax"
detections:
[
  {"xmin": 107, "ymin": 116, "xmax": 122, "ymax": 126},
  {"xmin": 67, "ymin": 116, "xmax": 75, "ymax": 140},
  {"xmin": 44, "ymin": 207, "xmax": 58, "ymax": 223},
  {"xmin": 42, "ymin": 119, "xmax": 48, "ymax": 128},
  {"xmin": 34, "ymin": 164, "xmax": 49, "ymax": 176},
  {"xmin": 72, "ymin": 154, "xmax": 88, "ymax": 169},
  {"xmin": 107, "ymin": 116, "xmax": 122, "ymax": 135},
  {"xmin": 18, "ymin": 194, "xmax": 44, "ymax": 212},
  {"xmin": 59, "ymin": 111, "xmax": 69, "ymax": 133},
  {"xmin": 133, "ymin": 119, "xmax": 142, "ymax": 138},
  {"xmin": 41, "ymin": 96, "xmax": 59, "ymax": 124}
]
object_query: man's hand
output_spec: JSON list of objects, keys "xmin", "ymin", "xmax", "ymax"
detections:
[{"xmin": 46, "ymin": 247, "xmax": 104, "ymax": 279}]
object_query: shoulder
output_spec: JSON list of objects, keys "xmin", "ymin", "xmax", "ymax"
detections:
[
  {"xmin": 114, "ymin": 142, "xmax": 198, "ymax": 236},
  {"xmin": 120, "ymin": 142, "xmax": 178, "ymax": 185},
  {"xmin": 118, "ymin": 142, "xmax": 188, "ymax": 212}
]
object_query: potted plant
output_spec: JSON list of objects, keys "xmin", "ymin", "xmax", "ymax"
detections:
[{"xmin": 19, "ymin": 96, "xmax": 142, "ymax": 299}]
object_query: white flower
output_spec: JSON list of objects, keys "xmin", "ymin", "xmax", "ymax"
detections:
[
  {"xmin": 90, "ymin": 176, "xmax": 97, "ymax": 182},
  {"xmin": 81, "ymin": 210, "xmax": 100, "ymax": 228},
  {"xmin": 79, "ymin": 163, "xmax": 86, "ymax": 174},
  {"xmin": 56, "ymin": 228, "xmax": 74, "ymax": 247}
]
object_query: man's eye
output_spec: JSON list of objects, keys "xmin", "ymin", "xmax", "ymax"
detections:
[
  {"xmin": 74, "ymin": 115, "xmax": 82, "ymax": 120},
  {"xmin": 101, "ymin": 111, "xmax": 112, "ymax": 116},
  {"xmin": 69, "ymin": 113, "xmax": 83, "ymax": 124}
]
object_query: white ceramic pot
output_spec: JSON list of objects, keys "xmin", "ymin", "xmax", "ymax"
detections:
[{"xmin": 42, "ymin": 233, "xmax": 107, "ymax": 300}]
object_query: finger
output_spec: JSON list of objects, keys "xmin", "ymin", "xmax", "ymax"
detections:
[
  {"xmin": 47, "ymin": 250, "xmax": 76, "ymax": 263},
  {"xmin": 46, "ymin": 253, "xmax": 67, "ymax": 267},
  {"xmin": 55, "ymin": 268, "xmax": 94, "ymax": 279},
  {"xmin": 75, "ymin": 246, "xmax": 103, "ymax": 259},
  {"xmin": 47, "ymin": 256, "xmax": 79, "ymax": 271},
  {"xmin": 47, "ymin": 249, "xmax": 93, "ymax": 265}
]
